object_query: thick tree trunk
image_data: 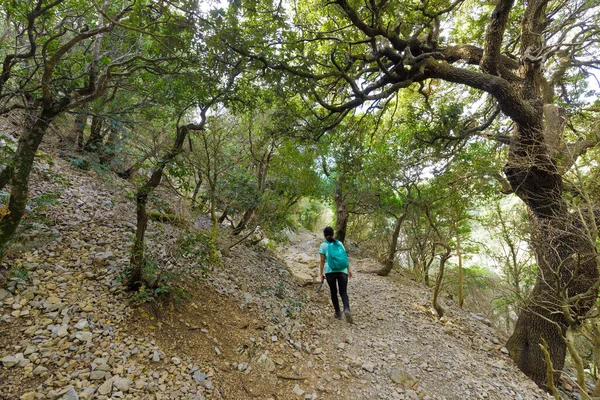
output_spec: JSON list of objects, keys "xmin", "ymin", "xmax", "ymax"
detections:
[
  {"xmin": 505, "ymin": 122, "xmax": 599, "ymax": 387},
  {"xmin": 128, "ymin": 126, "xmax": 190, "ymax": 291},
  {"xmin": 0, "ymin": 109, "xmax": 55, "ymax": 259},
  {"xmin": 83, "ymin": 114, "xmax": 104, "ymax": 153},
  {"xmin": 378, "ymin": 213, "xmax": 406, "ymax": 276}
]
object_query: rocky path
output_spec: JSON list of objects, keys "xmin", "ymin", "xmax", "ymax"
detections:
[
  {"xmin": 276, "ymin": 232, "xmax": 548, "ymax": 400},
  {"xmin": 1, "ymin": 154, "xmax": 549, "ymax": 399}
]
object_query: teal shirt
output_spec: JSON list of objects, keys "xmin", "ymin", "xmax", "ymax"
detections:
[{"xmin": 320, "ymin": 240, "xmax": 349, "ymax": 275}]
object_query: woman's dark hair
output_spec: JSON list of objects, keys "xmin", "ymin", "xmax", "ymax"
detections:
[{"xmin": 323, "ymin": 226, "xmax": 335, "ymax": 242}]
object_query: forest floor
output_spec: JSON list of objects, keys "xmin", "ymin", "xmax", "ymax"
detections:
[{"xmin": 0, "ymin": 147, "xmax": 550, "ymax": 399}]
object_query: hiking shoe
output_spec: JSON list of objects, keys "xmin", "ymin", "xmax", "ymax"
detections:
[
  {"xmin": 344, "ymin": 309, "xmax": 353, "ymax": 324},
  {"xmin": 334, "ymin": 311, "xmax": 343, "ymax": 320}
]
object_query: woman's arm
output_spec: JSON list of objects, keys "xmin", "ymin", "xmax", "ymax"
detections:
[{"xmin": 319, "ymin": 254, "xmax": 325, "ymax": 282}]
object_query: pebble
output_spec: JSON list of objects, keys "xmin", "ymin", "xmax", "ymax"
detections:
[
  {"xmin": 362, "ymin": 361, "xmax": 375, "ymax": 373},
  {"xmin": 293, "ymin": 384, "xmax": 305, "ymax": 396},
  {"xmin": 193, "ymin": 371, "xmax": 206, "ymax": 385}
]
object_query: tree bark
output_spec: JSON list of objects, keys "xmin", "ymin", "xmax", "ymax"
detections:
[
  {"xmin": 378, "ymin": 212, "xmax": 407, "ymax": 276},
  {"xmin": 505, "ymin": 120, "xmax": 599, "ymax": 387},
  {"xmin": 233, "ymin": 206, "xmax": 256, "ymax": 235},
  {"xmin": 191, "ymin": 172, "xmax": 203, "ymax": 210},
  {"xmin": 432, "ymin": 243, "xmax": 452, "ymax": 318},
  {"xmin": 0, "ymin": 108, "xmax": 56, "ymax": 258},
  {"xmin": 99, "ymin": 123, "xmax": 119, "ymax": 164},
  {"xmin": 83, "ymin": 114, "xmax": 104, "ymax": 153},
  {"xmin": 334, "ymin": 177, "xmax": 348, "ymax": 242},
  {"xmin": 72, "ymin": 112, "xmax": 87, "ymax": 151},
  {"xmin": 456, "ymin": 228, "xmax": 464, "ymax": 307},
  {"xmin": 128, "ymin": 125, "xmax": 190, "ymax": 291}
]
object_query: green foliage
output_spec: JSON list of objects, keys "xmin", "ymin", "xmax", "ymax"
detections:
[
  {"xmin": 175, "ymin": 230, "xmax": 217, "ymax": 272},
  {"xmin": 216, "ymin": 167, "xmax": 261, "ymax": 214},
  {"xmin": 9, "ymin": 265, "xmax": 29, "ymax": 281},
  {"xmin": 295, "ymin": 199, "xmax": 327, "ymax": 231},
  {"xmin": 67, "ymin": 156, "xmax": 91, "ymax": 171}
]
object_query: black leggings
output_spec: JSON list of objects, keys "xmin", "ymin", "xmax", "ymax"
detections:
[{"xmin": 326, "ymin": 272, "xmax": 350, "ymax": 313}]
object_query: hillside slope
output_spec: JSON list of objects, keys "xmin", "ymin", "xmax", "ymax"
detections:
[{"xmin": 0, "ymin": 152, "xmax": 548, "ymax": 399}]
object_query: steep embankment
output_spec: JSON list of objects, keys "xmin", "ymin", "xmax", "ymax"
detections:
[{"xmin": 0, "ymin": 152, "xmax": 547, "ymax": 399}]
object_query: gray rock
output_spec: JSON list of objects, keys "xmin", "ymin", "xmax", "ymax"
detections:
[
  {"xmin": 33, "ymin": 366, "xmax": 48, "ymax": 375},
  {"xmin": 1, "ymin": 355, "xmax": 18, "ymax": 367},
  {"xmin": 90, "ymin": 370, "xmax": 106, "ymax": 380},
  {"xmin": 113, "ymin": 376, "xmax": 133, "ymax": 391},
  {"xmin": 97, "ymin": 378, "xmax": 113, "ymax": 395},
  {"xmin": 57, "ymin": 387, "xmax": 79, "ymax": 400},
  {"xmin": 74, "ymin": 320, "xmax": 88, "ymax": 330},
  {"xmin": 57, "ymin": 325, "xmax": 68, "ymax": 337},
  {"xmin": 293, "ymin": 384, "xmax": 305, "ymax": 396},
  {"xmin": 263, "ymin": 357, "xmax": 276, "ymax": 372},
  {"xmin": 362, "ymin": 361, "xmax": 375, "ymax": 373},
  {"xmin": 75, "ymin": 332, "xmax": 93, "ymax": 342},
  {"xmin": 95, "ymin": 252, "xmax": 115, "ymax": 260},
  {"xmin": 0, "ymin": 289, "xmax": 11, "ymax": 301},
  {"xmin": 390, "ymin": 368, "xmax": 417, "ymax": 388},
  {"xmin": 192, "ymin": 371, "xmax": 206, "ymax": 385}
]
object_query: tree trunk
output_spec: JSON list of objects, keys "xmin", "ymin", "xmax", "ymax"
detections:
[
  {"xmin": 334, "ymin": 178, "xmax": 348, "ymax": 242},
  {"xmin": 99, "ymin": 124, "xmax": 119, "ymax": 164},
  {"xmin": 72, "ymin": 112, "xmax": 87, "ymax": 151},
  {"xmin": 83, "ymin": 114, "xmax": 104, "ymax": 153},
  {"xmin": 0, "ymin": 108, "xmax": 56, "ymax": 259},
  {"xmin": 423, "ymin": 255, "xmax": 434, "ymax": 286},
  {"xmin": 456, "ymin": 229, "xmax": 464, "ymax": 307},
  {"xmin": 233, "ymin": 206, "xmax": 256, "ymax": 235},
  {"xmin": 217, "ymin": 207, "xmax": 228, "ymax": 223},
  {"xmin": 191, "ymin": 172, "xmax": 202, "ymax": 210},
  {"xmin": 505, "ymin": 121, "xmax": 599, "ymax": 387},
  {"xmin": 432, "ymin": 243, "xmax": 452, "ymax": 318},
  {"xmin": 128, "ymin": 126, "xmax": 190, "ymax": 291},
  {"xmin": 117, "ymin": 154, "xmax": 150, "ymax": 180},
  {"xmin": 378, "ymin": 213, "xmax": 406, "ymax": 276}
]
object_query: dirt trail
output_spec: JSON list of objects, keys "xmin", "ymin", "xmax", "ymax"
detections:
[{"xmin": 277, "ymin": 231, "xmax": 547, "ymax": 400}]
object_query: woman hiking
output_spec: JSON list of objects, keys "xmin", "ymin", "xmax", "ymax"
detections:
[{"xmin": 319, "ymin": 226, "xmax": 353, "ymax": 323}]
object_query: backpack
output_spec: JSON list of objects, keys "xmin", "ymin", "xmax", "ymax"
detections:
[{"xmin": 326, "ymin": 240, "xmax": 349, "ymax": 272}]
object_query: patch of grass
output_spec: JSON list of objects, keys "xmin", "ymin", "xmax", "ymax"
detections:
[{"xmin": 9, "ymin": 265, "xmax": 28, "ymax": 281}]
